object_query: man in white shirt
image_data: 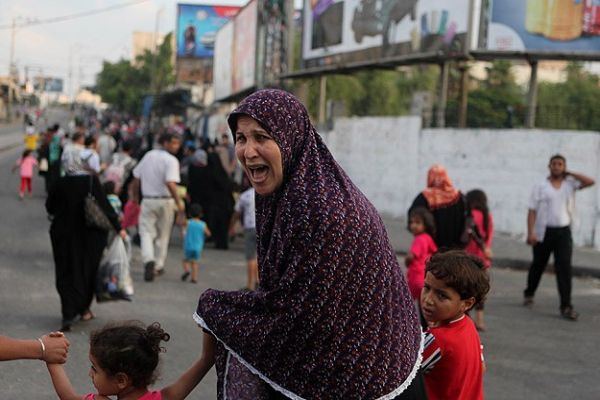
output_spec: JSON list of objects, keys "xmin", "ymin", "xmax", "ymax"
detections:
[
  {"xmin": 131, "ymin": 133, "xmax": 184, "ymax": 281},
  {"xmin": 524, "ymin": 154, "xmax": 595, "ymax": 320}
]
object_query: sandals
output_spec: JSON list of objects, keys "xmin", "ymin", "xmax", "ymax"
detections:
[
  {"xmin": 560, "ymin": 306, "xmax": 579, "ymax": 321},
  {"xmin": 81, "ymin": 310, "xmax": 95, "ymax": 322}
]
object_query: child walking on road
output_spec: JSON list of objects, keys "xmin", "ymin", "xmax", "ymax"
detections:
[
  {"xmin": 405, "ymin": 207, "xmax": 438, "ymax": 301},
  {"xmin": 465, "ymin": 189, "xmax": 494, "ymax": 330},
  {"xmin": 12, "ymin": 149, "xmax": 38, "ymax": 199},
  {"xmin": 45, "ymin": 320, "xmax": 214, "ymax": 400},
  {"xmin": 420, "ymin": 251, "xmax": 490, "ymax": 400},
  {"xmin": 181, "ymin": 204, "xmax": 211, "ymax": 284}
]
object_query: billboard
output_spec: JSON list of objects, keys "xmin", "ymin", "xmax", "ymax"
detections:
[
  {"xmin": 232, "ymin": 0, "xmax": 258, "ymax": 93},
  {"xmin": 302, "ymin": 0, "xmax": 470, "ymax": 68},
  {"xmin": 484, "ymin": 0, "xmax": 600, "ymax": 54},
  {"xmin": 214, "ymin": 21, "xmax": 234, "ymax": 100},
  {"xmin": 176, "ymin": 4, "xmax": 240, "ymax": 59}
]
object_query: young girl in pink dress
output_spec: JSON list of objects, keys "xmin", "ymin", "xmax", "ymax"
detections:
[
  {"xmin": 12, "ymin": 149, "xmax": 37, "ymax": 199},
  {"xmin": 46, "ymin": 321, "xmax": 215, "ymax": 400},
  {"xmin": 405, "ymin": 207, "xmax": 438, "ymax": 301},
  {"xmin": 465, "ymin": 189, "xmax": 494, "ymax": 331}
]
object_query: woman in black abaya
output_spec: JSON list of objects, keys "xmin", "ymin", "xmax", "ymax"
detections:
[{"xmin": 46, "ymin": 165, "xmax": 125, "ymax": 331}]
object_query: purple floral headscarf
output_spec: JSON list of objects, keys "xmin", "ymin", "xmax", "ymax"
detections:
[{"xmin": 195, "ymin": 89, "xmax": 422, "ymax": 399}]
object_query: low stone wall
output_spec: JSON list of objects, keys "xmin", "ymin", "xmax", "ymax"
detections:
[{"xmin": 321, "ymin": 117, "xmax": 600, "ymax": 249}]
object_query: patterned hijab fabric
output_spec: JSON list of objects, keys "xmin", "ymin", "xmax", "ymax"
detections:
[
  {"xmin": 422, "ymin": 164, "xmax": 460, "ymax": 209},
  {"xmin": 194, "ymin": 89, "xmax": 422, "ymax": 399}
]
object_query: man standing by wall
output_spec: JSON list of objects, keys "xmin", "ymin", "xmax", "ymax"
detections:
[
  {"xmin": 524, "ymin": 154, "xmax": 595, "ymax": 320},
  {"xmin": 131, "ymin": 133, "xmax": 184, "ymax": 281}
]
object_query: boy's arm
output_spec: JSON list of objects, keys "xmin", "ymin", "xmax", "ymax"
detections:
[
  {"xmin": 161, "ymin": 332, "xmax": 216, "ymax": 400},
  {"xmin": 46, "ymin": 363, "xmax": 84, "ymax": 400}
]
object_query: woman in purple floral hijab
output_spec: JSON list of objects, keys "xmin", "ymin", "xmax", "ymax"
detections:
[{"xmin": 194, "ymin": 89, "xmax": 425, "ymax": 399}]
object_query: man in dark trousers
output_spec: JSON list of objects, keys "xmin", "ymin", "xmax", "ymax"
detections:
[{"xmin": 524, "ymin": 154, "xmax": 595, "ymax": 320}]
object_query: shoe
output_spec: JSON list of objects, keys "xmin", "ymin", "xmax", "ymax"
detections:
[
  {"xmin": 59, "ymin": 324, "xmax": 71, "ymax": 332},
  {"xmin": 190, "ymin": 279, "xmax": 197, "ymax": 284},
  {"xmin": 523, "ymin": 296, "xmax": 534, "ymax": 308},
  {"xmin": 155, "ymin": 268, "xmax": 165, "ymax": 277},
  {"xmin": 181, "ymin": 271, "xmax": 190, "ymax": 281},
  {"xmin": 560, "ymin": 306, "xmax": 579, "ymax": 321},
  {"xmin": 144, "ymin": 261, "xmax": 155, "ymax": 282}
]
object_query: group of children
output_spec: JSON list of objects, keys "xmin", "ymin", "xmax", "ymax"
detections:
[{"xmin": 405, "ymin": 188, "xmax": 494, "ymax": 399}]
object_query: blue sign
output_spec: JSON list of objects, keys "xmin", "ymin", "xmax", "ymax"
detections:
[{"xmin": 176, "ymin": 4, "xmax": 240, "ymax": 58}]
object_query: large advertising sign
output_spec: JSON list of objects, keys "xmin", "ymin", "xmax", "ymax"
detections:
[
  {"xmin": 214, "ymin": 21, "xmax": 234, "ymax": 100},
  {"xmin": 232, "ymin": 0, "xmax": 257, "ymax": 93},
  {"xmin": 485, "ymin": 0, "xmax": 600, "ymax": 54},
  {"xmin": 176, "ymin": 4, "xmax": 240, "ymax": 59},
  {"xmin": 302, "ymin": 0, "xmax": 470, "ymax": 68}
]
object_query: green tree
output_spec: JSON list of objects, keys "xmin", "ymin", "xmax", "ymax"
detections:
[
  {"xmin": 536, "ymin": 61, "xmax": 600, "ymax": 130},
  {"xmin": 95, "ymin": 32, "xmax": 174, "ymax": 114},
  {"xmin": 463, "ymin": 60, "xmax": 525, "ymax": 128}
]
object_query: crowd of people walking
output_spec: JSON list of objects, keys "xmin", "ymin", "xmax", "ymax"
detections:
[{"xmin": 2, "ymin": 91, "xmax": 595, "ymax": 400}]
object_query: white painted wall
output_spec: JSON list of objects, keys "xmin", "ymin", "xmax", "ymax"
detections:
[{"xmin": 321, "ymin": 117, "xmax": 600, "ymax": 249}]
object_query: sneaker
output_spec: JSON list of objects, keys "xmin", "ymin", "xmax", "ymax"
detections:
[
  {"xmin": 144, "ymin": 261, "xmax": 155, "ymax": 282},
  {"xmin": 523, "ymin": 296, "xmax": 534, "ymax": 308},
  {"xmin": 560, "ymin": 306, "xmax": 579, "ymax": 321},
  {"xmin": 181, "ymin": 271, "xmax": 190, "ymax": 281}
]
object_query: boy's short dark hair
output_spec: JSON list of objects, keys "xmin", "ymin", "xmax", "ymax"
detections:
[
  {"xmin": 549, "ymin": 154, "xmax": 566, "ymax": 164},
  {"xmin": 425, "ymin": 250, "xmax": 490, "ymax": 305},
  {"xmin": 189, "ymin": 203, "xmax": 203, "ymax": 219},
  {"xmin": 102, "ymin": 181, "xmax": 116, "ymax": 195}
]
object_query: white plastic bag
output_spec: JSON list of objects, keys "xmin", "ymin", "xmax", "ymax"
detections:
[{"xmin": 96, "ymin": 236, "xmax": 134, "ymax": 302}]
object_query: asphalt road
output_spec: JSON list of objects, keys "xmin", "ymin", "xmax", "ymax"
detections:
[{"xmin": 0, "ymin": 113, "xmax": 599, "ymax": 399}]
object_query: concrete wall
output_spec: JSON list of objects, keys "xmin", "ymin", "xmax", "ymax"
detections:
[{"xmin": 321, "ymin": 117, "xmax": 600, "ymax": 249}]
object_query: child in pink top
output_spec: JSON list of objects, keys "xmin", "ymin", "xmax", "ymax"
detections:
[
  {"xmin": 464, "ymin": 189, "xmax": 494, "ymax": 330},
  {"xmin": 46, "ymin": 321, "xmax": 215, "ymax": 400},
  {"xmin": 12, "ymin": 149, "xmax": 37, "ymax": 199},
  {"xmin": 405, "ymin": 207, "xmax": 438, "ymax": 301}
]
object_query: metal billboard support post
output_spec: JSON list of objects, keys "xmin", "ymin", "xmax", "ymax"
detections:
[
  {"xmin": 436, "ymin": 62, "xmax": 449, "ymax": 128},
  {"xmin": 318, "ymin": 75, "xmax": 327, "ymax": 126},
  {"xmin": 458, "ymin": 63, "xmax": 469, "ymax": 128},
  {"xmin": 526, "ymin": 60, "xmax": 538, "ymax": 129}
]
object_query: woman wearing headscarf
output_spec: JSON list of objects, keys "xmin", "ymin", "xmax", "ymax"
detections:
[
  {"xmin": 194, "ymin": 89, "xmax": 425, "ymax": 399},
  {"xmin": 408, "ymin": 165, "xmax": 467, "ymax": 249},
  {"xmin": 46, "ymin": 158, "xmax": 126, "ymax": 332}
]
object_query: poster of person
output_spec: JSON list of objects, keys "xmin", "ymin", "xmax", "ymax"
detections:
[
  {"xmin": 302, "ymin": 0, "xmax": 470, "ymax": 68},
  {"xmin": 176, "ymin": 4, "xmax": 240, "ymax": 58},
  {"xmin": 485, "ymin": 0, "xmax": 600, "ymax": 53}
]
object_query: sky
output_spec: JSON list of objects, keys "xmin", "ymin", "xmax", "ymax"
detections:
[{"xmin": 0, "ymin": 0, "xmax": 249, "ymax": 89}]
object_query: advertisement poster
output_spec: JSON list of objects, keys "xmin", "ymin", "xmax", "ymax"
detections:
[
  {"xmin": 214, "ymin": 21, "xmax": 234, "ymax": 100},
  {"xmin": 486, "ymin": 0, "xmax": 600, "ymax": 53},
  {"xmin": 302, "ymin": 0, "xmax": 470, "ymax": 68},
  {"xmin": 232, "ymin": 0, "xmax": 257, "ymax": 93},
  {"xmin": 176, "ymin": 4, "xmax": 240, "ymax": 58}
]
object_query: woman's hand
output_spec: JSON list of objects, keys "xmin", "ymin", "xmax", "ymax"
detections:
[
  {"xmin": 41, "ymin": 332, "xmax": 70, "ymax": 363},
  {"xmin": 118, "ymin": 229, "xmax": 128, "ymax": 240}
]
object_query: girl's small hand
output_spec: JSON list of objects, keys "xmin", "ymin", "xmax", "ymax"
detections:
[
  {"xmin": 483, "ymin": 247, "xmax": 493, "ymax": 259},
  {"xmin": 119, "ymin": 229, "xmax": 128, "ymax": 240}
]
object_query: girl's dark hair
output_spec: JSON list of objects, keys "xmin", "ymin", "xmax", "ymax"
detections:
[
  {"xmin": 425, "ymin": 250, "xmax": 490, "ymax": 305},
  {"xmin": 409, "ymin": 207, "xmax": 436, "ymax": 236},
  {"xmin": 22, "ymin": 149, "xmax": 32, "ymax": 158},
  {"xmin": 466, "ymin": 189, "xmax": 489, "ymax": 237},
  {"xmin": 89, "ymin": 321, "xmax": 170, "ymax": 388}
]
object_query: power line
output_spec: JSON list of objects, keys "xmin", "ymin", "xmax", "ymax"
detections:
[{"xmin": 0, "ymin": 0, "xmax": 151, "ymax": 30}]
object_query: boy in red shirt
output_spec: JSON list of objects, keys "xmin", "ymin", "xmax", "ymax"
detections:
[{"xmin": 420, "ymin": 250, "xmax": 490, "ymax": 400}]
